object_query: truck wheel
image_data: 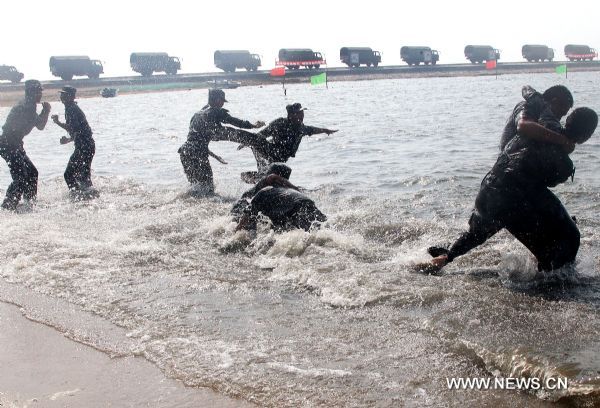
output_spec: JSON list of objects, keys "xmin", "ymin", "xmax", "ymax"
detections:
[
  {"xmin": 88, "ymin": 74, "xmax": 100, "ymax": 79},
  {"xmin": 425, "ymin": 62, "xmax": 430, "ymax": 65},
  {"xmin": 432, "ymin": 61, "xmax": 437, "ymax": 65},
  {"xmin": 141, "ymin": 70, "xmax": 153, "ymax": 77},
  {"xmin": 314, "ymin": 64, "xmax": 320, "ymax": 69},
  {"xmin": 373, "ymin": 62, "xmax": 379, "ymax": 67},
  {"xmin": 10, "ymin": 78, "xmax": 21, "ymax": 83},
  {"xmin": 61, "ymin": 75, "xmax": 73, "ymax": 81}
]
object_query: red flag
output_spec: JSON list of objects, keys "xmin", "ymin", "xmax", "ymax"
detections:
[
  {"xmin": 270, "ymin": 66, "xmax": 285, "ymax": 77},
  {"xmin": 485, "ymin": 60, "xmax": 497, "ymax": 70}
]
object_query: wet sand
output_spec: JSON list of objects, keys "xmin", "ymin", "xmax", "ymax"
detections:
[{"xmin": 0, "ymin": 302, "xmax": 254, "ymax": 408}]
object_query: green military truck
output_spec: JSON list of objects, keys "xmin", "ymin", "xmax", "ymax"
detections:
[
  {"xmin": 130, "ymin": 52, "xmax": 181, "ymax": 76},
  {"xmin": 464, "ymin": 45, "xmax": 500, "ymax": 64},
  {"xmin": 522, "ymin": 44, "xmax": 554, "ymax": 62},
  {"xmin": 340, "ymin": 47, "xmax": 381, "ymax": 68},
  {"xmin": 214, "ymin": 50, "xmax": 261, "ymax": 72},
  {"xmin": 564, "ymin": 44, "xmax": 597, "ymax": 61},
  {"xmin": 0, "ymin": 65, "xmax": 24, "ymax": 83},
  {"xmin": 400, "ymin": 46, "xmax": 439, "ymax": 66},
  {"xmin": 49, "ymin": 56, "xmax": 104, "ymax": 80}
]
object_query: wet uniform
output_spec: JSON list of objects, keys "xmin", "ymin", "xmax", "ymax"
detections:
[
  {"xmin": 250, "ymin": 118, "xmax": 322, "ymax": 173},
  {"xmin": 499, "ymin": 85, "xmax": 561, "ymax": 150},
  {"xmin": 0, "ymin": 99, "xmax": 47, "ymax": 209},
  {"xmin": 246, "ymin": 186, "xmax": 326, "ymax": 231},
  {"xmin": 63, "ymin": 101, "xmax": 95, "ymax": 191},
  {"xmin": 447, "ymin": 130, "xmax": 578, "ymax": 271},
  {"xmin": 178, "ymin": 106, "xmax": 259, "ymax": 192}
]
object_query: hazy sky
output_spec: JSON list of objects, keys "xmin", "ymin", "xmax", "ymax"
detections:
[{"xmin": 2, "ymin": 0, "xmax": 599, "ymax": 80}]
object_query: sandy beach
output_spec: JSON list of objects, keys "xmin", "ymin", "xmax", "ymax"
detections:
[{"xmin": 0, "ymin": 293, "xmax": 254, "ymax": 408}]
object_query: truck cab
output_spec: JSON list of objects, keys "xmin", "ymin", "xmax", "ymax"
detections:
[{"xmin": 0, "ymin": 65, "xmax": 24, "ymax": 83}]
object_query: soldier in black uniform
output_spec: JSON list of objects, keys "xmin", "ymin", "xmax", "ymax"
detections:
[
  {"xmin": 241, "ymin": 103, "xmax": 338, "ymax": 179},
  {"xmin": 178, "ymin": 89, "xmax": 264, "ymax": 194},
  {"xmin": 422, "ymin": 106, "xmax": 598, "ymax": 274},
  {"xmin": 0, "ymin": 80, "xmax": 51, "ymax": 210},
  {"xmin": 51, "ymin": 86, "xmax": 97, "ymax": 198},
  {"xmin": 232, "ymin": 163, "xmax": 326, "ymax": 232},
  {"xmin": 500, "ymin": 85, "xmax": 573, "ymax": 151}
]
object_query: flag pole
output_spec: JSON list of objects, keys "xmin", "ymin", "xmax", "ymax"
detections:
[{"xmin": 565, "ymin": 64, "xmax": 568, "ymax": 79}]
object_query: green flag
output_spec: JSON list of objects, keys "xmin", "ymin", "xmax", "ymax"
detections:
[
  {"xmin": 310, "ymin": 72, "xmax": 327, "ymax": 85},
  {"xmin": 555, "ymin": 64, "xmax": 567, "ymax": 74}
]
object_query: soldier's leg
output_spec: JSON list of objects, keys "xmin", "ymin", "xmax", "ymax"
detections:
[
  {"xmin": 64, "ymin": 150, "xmax": 81, "ymax": 190},
  {"xmin": 506, "ymin": 190, "xmax": 580, "ymax": 271},
  {"xmin": 79, "ymin": 142, "xmax": 95, "ymax": 189},
  {"xmin": 21, "ymin": 152, "xmax": 38, "ymax": 202},
  {"xmin": 0, "ymin": 147, "xmax": 26, "ymax": 210}
]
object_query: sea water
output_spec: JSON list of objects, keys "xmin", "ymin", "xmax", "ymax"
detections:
[{"xmin": 1, "ymin": 72, "xmax": 599, "ymax": 406}]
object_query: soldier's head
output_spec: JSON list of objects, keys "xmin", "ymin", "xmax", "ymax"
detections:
[
  {"xmin": 24, "ymin": 80, "xmax": 43, "ymax": 103},
  {"xmin": 543, "ymin": 85, "xmax": 573, "ymax": 119},
  {"xmin": 208, "ymin": 89, "xmax": 227, "ymax": 108},
  {"xmin": 564, "ymin": 107, "xmax": 598, "ymax": 144},
  {"xmin": 286, "ymin": 103, "xmax": 306, "ymax": 125},
  {"xmin": 59, "ymin": 86, "xmax": 77, "ymax": 104},
  {"xmin": 266, "ymin": 163, "xmax": 292, "ymax": 180}
]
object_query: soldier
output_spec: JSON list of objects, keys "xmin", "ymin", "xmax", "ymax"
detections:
[
  {"xmin": 178, "ymin": 89, "xmax": 264, "ymax": 195},
  {"xmin": 51, "ymin": 86, "xmax": 97, "ymax": 198},
  {"xmin": 422, "ymin": 107, "xmax": 598, "ymax": 274},
  {"xmin": 241, "ymin": 103, "xmax": 338, "ymax": 180},
  {"xmin": 0, "ymin": 80, "xmax": 51, "ymax": 210},
  {"xmin": 500, "ymin": 85, "xmax": 573, "ymax": 151}
]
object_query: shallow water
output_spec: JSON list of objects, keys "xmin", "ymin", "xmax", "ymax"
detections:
[{"xmin": 1, "ymin": 72, "xmax": 600, "ymax": 406}]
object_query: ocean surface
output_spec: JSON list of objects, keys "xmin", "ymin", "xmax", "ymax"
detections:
[{"xmin": 1, "ymin": 72, "xmax": 600, "ymax": 407}]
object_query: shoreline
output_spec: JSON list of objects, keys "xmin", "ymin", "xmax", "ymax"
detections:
[
  {"xmin": 1, "ymin": 63, "xmax": 599, "ymax": 107},
  {"xmin": 0, "ymin": 281, "xmax": 254, "ymax": 408}
]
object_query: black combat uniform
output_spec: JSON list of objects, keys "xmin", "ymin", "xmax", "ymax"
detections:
[
  {"xmin": 500, "ymin": 85, "xmax": 562, "ymax": 150},
  {"xmin": 0, "ymin": 98, "xmax": 49, "ymax": 209},
  {"xmin": 63, "ymin": 101, "xmax": 95, "ymax": 191},
  {"xmin": 178, "ymin": 105, "xmax": 258, "ymax": 193},
  {"xmin": 247, "ymin": 187, "xmax": 326, "ymax": 231},
  {"xmin": 251, "ymin": 117, "xmax": 322, "ymax": 173},
  {"xmin": 439, "ymin": 88, "xmax": 579, "ymax": 271}
]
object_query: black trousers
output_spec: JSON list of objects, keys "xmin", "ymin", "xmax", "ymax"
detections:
[
  {"xmin": 0, "ymin": 144, "xmax": 38, "ymax": 210},
  {"xmin": 179, "ymin": 141, "xmax": 213, "ymax": 192},
  {"xmin": 179, "ymin": 128, "xmax": 273, "ymax": 191},
  {"xmin": 448, "ymin": 179, "xmax": 580, "ymax": 272},
  {"xmin": 64, "ymin": 141, "xmax": 95, "ymax": 191}
]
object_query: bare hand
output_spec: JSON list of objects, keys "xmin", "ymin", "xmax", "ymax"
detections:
[
  {"xmin": 41, "ymin": 102, "xmax": 51, "ymax": 112},
  {"xmin": 254, "ymin": 121, "xmax": 265, "ymax": 128},
  {"xmin": 237, "ymin": 144, "xmax": 247, "ymax": 150},
  {"xmin": 51, "ymin": 114, "xmax": 59, "ymax": 123},
  {"xmin": 59, "ymin": 136, "xmax": 70, "ymax": 145},
  {"xmin": 325, "ymin": 129, "xmax": 338, "ymax": 135}
]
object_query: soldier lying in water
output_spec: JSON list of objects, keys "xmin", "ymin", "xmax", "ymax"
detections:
[
  {"xmin": 421, "ymin": 105, "xmax": 598, "ymax": 274},
  {"xmin": 231, "ymin": 163, "xmax": 327, "ymax": 232}
]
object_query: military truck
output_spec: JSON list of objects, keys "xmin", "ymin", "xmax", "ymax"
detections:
[
  {"xmin": 464, "ymin": 45, "xmax": 500, "ymax": 64},
  {"xmin": 277, "ymin": 49, "xmax": 325, "ymax": 70},
  {"xmin": 214, "ymin": 50, "xmax": 261, "ymax": 72},
  {"xmin": 522, "ymin": 44, "xmax": 554, "ymax": 62},
  {"xmin": 400, "ymin": 46, "xmax": 439, "ymax": 66},
  {"xmin": 564, "ymin": 44, "xmax": 597, "ymax": 61},
  {"xmin": 0, "ymin": 65, "xmax": 24, "ymax": 83},
  {"xmin": 49, "ymin": 56, "xmax": 103, "ymax": 80},
  {"xmin": 130, "ymin": 52, "xmax": 181, "ymax": 76},
  {"xmin": 339, "ymin": 47, "xmax": 381, "ymax": 68}
]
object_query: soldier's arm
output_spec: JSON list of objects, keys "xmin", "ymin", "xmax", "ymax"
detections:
[
  {"xmin": 222, "ymin": 112, "xmax": 261, "ymax": 129},
  {"xmin": 303, "ymin": 125, "xmax": 338, "ymax": 137},
  {"xmin": 35, "ymin": 102, "xmax": 51, "ymax": 130},
  {"xmin": 517, "ymin": 120, "xmax": 574, "ymax": 153}
]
